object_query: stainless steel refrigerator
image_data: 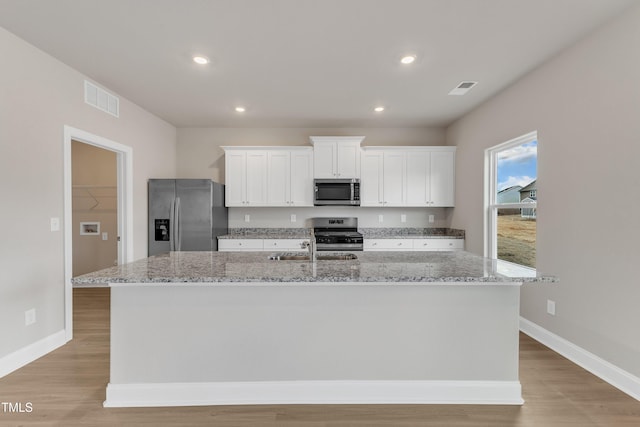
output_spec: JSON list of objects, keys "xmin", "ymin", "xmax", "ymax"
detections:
[{"xmin": 148, "ymin": 179, "xmax": 228, "ymax": 256}]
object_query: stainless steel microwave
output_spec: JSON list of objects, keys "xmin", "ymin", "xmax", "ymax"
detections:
[{"xmin": 313, "ymin": 179, "xmax": 360, "ymax": 206}]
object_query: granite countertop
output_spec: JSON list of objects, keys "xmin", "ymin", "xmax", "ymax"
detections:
[
  {"xmin": 218, "ymin": 228, "xmax": 310, "ymax": 239},
  {"xmin": 72, "ymin": 250, "xmax": 555, "ymax": 286},
  {"xmin": 218, "ymin": 228, "xmax": 464, "ymax": 239},
  {"xmin": 359, "ymin": 228, "xmax": 465, "ymax": 239}
]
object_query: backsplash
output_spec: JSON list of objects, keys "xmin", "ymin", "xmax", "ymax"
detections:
[{"xmin": 227, "ymin": 206, "xmax": 452, "ymax": 228}]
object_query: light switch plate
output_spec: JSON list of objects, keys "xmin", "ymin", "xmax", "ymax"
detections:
[{"xmin": 50, "ymin": 217, "xmax": 60, "ymax": 232}]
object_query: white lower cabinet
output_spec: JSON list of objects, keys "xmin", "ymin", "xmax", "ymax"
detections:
[
  {"xmin": 218, "ymin": 239, "xmax": 264, "ymax": 251},
  {"xmin": 363, "ymin": 239, "xmax": 413, "ymax": 251},
  {"xmin": 262, "ymin": 239, "xmax": 308, "ymax": 251},
  {"xmin": 364, "ymin": 238, "xmax": 464, "ymax": 252},
  {"xmin": 219, "ymin": 238, "xmax": 309, "ymax": 252},
  {"xmin": 412, "ymin": 239, "xmax": 464, "ymax": 251}
]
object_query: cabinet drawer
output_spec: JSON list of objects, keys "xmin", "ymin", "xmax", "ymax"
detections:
[
  {"xmin": 413, "ymin": 239, "xmax": 464, "ymax": 251},
  {"xmin": 263, "ymin": 239, "xmax": 308, "ymax": 250},
  {"xmin": 218, "ymin": 239, "xmax": 264, "ymax": 251},
  {"xmin": 364, "ymin": 239, "xmax": 414, "ymax": 251}
]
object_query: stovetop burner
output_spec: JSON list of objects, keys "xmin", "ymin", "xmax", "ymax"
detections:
[{"xmin": 312, "ymin": 217, "xmax": 363, "ymax": 251}]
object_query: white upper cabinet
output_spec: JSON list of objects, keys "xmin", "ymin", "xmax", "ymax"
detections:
[
  {"xmin": 309, "ymin": 136, "xmax": 363, "ymax": 179},
  {"xmin": 266, "ymin": 150, "xmax": 291, "ymax": 206},
  {"xmin": 360, "ymin": 151, "xmax": 383, "ymax": 206},
  {"xmin": 428, "ymin": 150, "xmax": 455, "ymax": 206},
  {"xmin": 361, "ymin": 150, "xmax": 405, "ymax": 206},
  {"xmin": 223, "ymin": 148, "xmax": 268, "ymax": 207},
  {"xmin": 288, "ymin": 149, "xmax": 314, "ymax": 206},
  {"xmin": 360, "ymin": 146, "xmax": 455, "ymax": 207},
  {"xmin": 223, "ymin": 147, "xmax": 313, "ymax": 207},
  {"xmin": 266, "ymin": 148, "xmax": 313, "ymax": 206}
]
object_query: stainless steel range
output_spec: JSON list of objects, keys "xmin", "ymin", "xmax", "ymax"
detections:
[{"xmin": 312, "ymin": 217, "xmax": 363, "ymax": 251}]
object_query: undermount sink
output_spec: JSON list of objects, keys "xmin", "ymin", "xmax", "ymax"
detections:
[
  {"xmin": 268, "ymin": 253, "xmax": 358, "ymax": 261},
  {"xmin": 317, "ymin": 254, "xmax": 358, "ymax": 261},
  {"xmin": 269, "ymin": 255, "xmax": 311, "ymax": 261}
]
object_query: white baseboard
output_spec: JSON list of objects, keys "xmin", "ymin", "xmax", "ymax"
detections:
[
  {"xmin": 104, "ymin": 380, "xmax": 523, "ymax": 407},
  {"xmin": 520, "ymin": 317, "xmax": 640, "ymax": 401},
  {"xmin": 0, "ymin": 330, "xmax": 67, "ymax": 378}
]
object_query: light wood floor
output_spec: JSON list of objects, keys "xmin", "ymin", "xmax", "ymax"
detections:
[{"xmin": 1, "ymin": 288, "xmax": 638, "ymax": 426}]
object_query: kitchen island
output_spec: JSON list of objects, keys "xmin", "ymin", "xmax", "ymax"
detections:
[{"xmin": 72, "ymin": 251, "xmax": 554, "ymax": 408}]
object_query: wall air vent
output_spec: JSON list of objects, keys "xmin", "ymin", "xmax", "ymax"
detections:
[
  {"xmin": 448, "ymin": 81, "xmax": 478, "ymax": 96},
  {"xmin": 84, "ymin": 80, "xmax": 119, "ymax": 117}
]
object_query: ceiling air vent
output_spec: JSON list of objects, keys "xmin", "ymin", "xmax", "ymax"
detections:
[
  {"xmin": 448, "ymin": 81, "xmax": 478, "ymax": 96},
  {"xmin": 84, "ymin": 80, "xmax": 119, "ymax": 117}
]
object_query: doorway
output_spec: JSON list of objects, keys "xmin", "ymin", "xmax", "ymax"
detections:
[
  {"xmin": 63, "ymin": 126, "xmax": 133, "ymax": 341},
  {"xmin": 71, "ymin": 141, "xmax": 118, "ymax": 276}
]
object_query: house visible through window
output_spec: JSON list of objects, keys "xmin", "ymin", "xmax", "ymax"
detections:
[{"xmin": 485, "ymin": 132, "xmax": 537, "ymax": 269}]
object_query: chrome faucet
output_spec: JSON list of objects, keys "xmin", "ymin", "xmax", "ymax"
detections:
[{"xmin": 301, "ymin": 229, "xmax": 317, "ymax": 262}]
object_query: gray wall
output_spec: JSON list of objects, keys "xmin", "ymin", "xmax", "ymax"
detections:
[
  {"xmin": 0, "ymin": 27, "xmax": 177, "ymax": 361},
  {"xmin": 177, "ymin": 127, "xmax": 448, "ymax": 228},
  {"xmin": 447, "ymin": 6, "xmax": 640, "ymax": 377}
]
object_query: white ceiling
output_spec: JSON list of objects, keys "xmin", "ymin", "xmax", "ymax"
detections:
[{"xmin": 0, "ymin": 0, "xmax": 635, "ymax": 128}]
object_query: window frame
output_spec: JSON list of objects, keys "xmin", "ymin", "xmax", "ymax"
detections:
[{"xmin": 484, "ymin": 131, "xmax": 538, "ymax": 270}]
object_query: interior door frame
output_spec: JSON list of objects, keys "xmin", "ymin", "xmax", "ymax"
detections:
[{"xmin": 63, "ymin": 126, "xmax": 133, "ymax": 341}]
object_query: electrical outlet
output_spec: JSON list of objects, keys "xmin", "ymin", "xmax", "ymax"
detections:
[
  {"xmin": 290, "ymin": 214, "xmax": 296, "ymax": 223},
  {"xmin": 244, "ymin": 214, "xmax": 250, "ymax": 223},
  {"xmin": 50, "ymin": 217, "xmax": 60, "ymax": 232},
  {"xmin": 378, "ymin": 214, "xmax": 384, "ymax": 223},
  {"xmin": 547, "ymin": 300, "xmax": 556, "ymax": 316},
  {"xmin": 428, "ymin": 214, "xmax": 435, "ymax": 224},
  {"xmin": 102, "ymin": 232, "xmax": 108, "ymax": 241},
  {"xmin": 401, "ymin": 214, "xmax": 407, "ymax": 223},
  {"xmin": 25, "ymin": 309, "xmax": 36, "ymax": 326}
]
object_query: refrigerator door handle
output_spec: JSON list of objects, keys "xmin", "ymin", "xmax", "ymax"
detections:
[
  {"xmin": 169, "ymin": 199, "xmax": 176, "ymax": 251},
  {"xmin": 175, "ymin": 197, "xmax": 182, "ymax": 251}
]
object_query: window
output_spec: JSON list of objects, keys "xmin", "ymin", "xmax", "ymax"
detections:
[{"xmin": 485, "ymin": 132, "xmax": 537, "ymax": 270}]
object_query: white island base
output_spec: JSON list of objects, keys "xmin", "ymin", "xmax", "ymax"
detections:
[{"xmin": 104, "ymin": 282, "xmax": 523, "ymax": 407}]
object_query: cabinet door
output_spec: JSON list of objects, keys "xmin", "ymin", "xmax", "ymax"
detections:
[
  {"xmin": 364, "ymin": 239, "xmax": 413, "ymax": 251},
  {"xmin": 336, "ymin": 141, "xmax": 360, "ymax": 178},
  {"xmin": 218, "ymin": 239, "xmax": 264, "ymax": 251},
  {"xmin": 382, "ymin": 151, "xmax": 405, "ymax": 206},
  {"xmin": 313, "ymin": 142, "xmax": 336, "ymax": 178},
  {"xmin": 405, "ymin": 151, "xmax": 429, "ymax": 206},
  {"xmin": 245, "ymin": 151, "xmax": 268, "ymax": 206},
  {"xmin": 225, "ymin": 151, "xmax": 246, "ymax": 206},
  {"xmin": 290, "ymin": 150, "xmax": 314, "ymax": 206},
  {"xmin": 266, "ymin": 151, "xmax": 291, "ymax": 206},
  {"xmin": 263, "ymin": 239, "xmax": 308, "ymax": 251},
  {"xmin": 360, "ymin": 151, "xmax": 383, "ymax": 206},
  {"xmin": 413, "ymin": 238, "xmax": 464, "ymax": 251},
  {"xmin": 429, "ymin": 151, "xmax": 455, "ymax": 207}
]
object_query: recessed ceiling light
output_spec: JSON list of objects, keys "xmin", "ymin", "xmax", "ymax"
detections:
[
  {"xmin": 400, "ymin": 55, "xmax": 416, "ymax": 65},
  {"xmin": 374, "ymin": 106, "xmax": 385, "ymax": 112},
  {"xmin": 235, "ymin": 106, "xmax": 246, "ymax": 113},
  {"xmin": 192, "ymin": 55, "xmax": 210, "ymax": 65}
]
